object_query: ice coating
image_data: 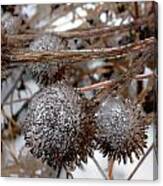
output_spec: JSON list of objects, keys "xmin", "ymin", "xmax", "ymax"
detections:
[
  {"xmin": 23, "ymin": 81, "xmax": 96, "ymax": 170},
  {"xmin": 29, "ymin": 34, "xmax": 65, "ymax": 86},
  {"xmin": 96, "ymin": 96, "xmax": 148, "ymax": 164}
]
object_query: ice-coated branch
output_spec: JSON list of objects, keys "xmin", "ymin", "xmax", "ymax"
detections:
[{"xmin": 4, "ymin": 37, "xmax": 155, "ymax": 64}]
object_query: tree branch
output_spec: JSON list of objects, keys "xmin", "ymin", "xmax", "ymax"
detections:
[
  {"xmin": 6, "ymin": 14, "xmax": 154, "ymax": 43},
  {"xmin": 78, "ymin": 72, "xmax": 155, "ymax": 92},
  {"xmin": 4, "ymin": 37, "xmax": 155, "ymax": 64},
  {"xmin": 127, "ymin": 143, "xmax": 154, "ymax": 180}
]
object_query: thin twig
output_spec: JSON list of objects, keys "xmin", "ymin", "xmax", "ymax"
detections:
[
  {"xmin": 1, "ymin": 67, "xmax": 25, "ymax": 104},
  {"xmin": 135, "ymin": 72, "xmax": 156, "ymax": 80},
  {"xmin": 56, "ymin": 165, "xmax": 62, "ymax": 178},
  {"xmin": 13, "ymin": 90, "xmax": 40, "ymax": 120},
  {"xmin": 51, "ymin": 15, "xmax": 154, "ymax": 38},
  {"xmin": 7, "ymin": 14, "xmax": 154, "ymax": 42},
  {"xmin": 134, "ymin": 2, "xmax": 139, "ymax": 19},
  {"xmin": 2, "ymin": 141, "xmax": 20, "ymax": 165},
  {"xmin": 1, "ymin": 108, "xmax": 21, "ymax": 139},
  {"xmin": 92, "ymin": 156, "xmax": 108, "ymax": 180},
  {"xmin": 128, "ymin": 143, "xmax": 154, "ymax": 180},
  {"xmin": 108, "ymin": 159, "xmax": 114, "ymax": 180},
  {"xmin": 78, "ymin": 72, "xmax": 155, "ymax": 92},
  {"xmin": 79, "ymin": 80, "xmax": 115, "ymax": 92},
  {"xmin": 4, "ymin": 98, "xmax": 31, "ymax": 105},
  {"xmin": 153, "ymin": 143, "xmax": 158, "ymax": 165}
]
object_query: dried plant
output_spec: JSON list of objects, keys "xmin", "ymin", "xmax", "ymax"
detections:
[
  {"xmin": 1, "ymin": 2, "xmax": 157, "ymax": 179},
  {"xmin": 95, "ymin": 95, "xmax": 148, "ymax": 164},
  {"xmin": 23, "ymin": 80, "xmax": 96, "ymax": 176}
]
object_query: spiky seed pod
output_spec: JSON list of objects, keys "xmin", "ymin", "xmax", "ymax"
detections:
[
  {"xmin": 23, "ymin": 81, "xmax": 96, "ymax": 171},
  {"xmin": 29, "ymin": 34, "xmax": 66, "ymax": 86},
  {"xmin": 95, "ymin": 95, "xmax": 148, "ymax": 164},
  {"xmin": 30, "ymin": 34, "xmax": 65, "ymax": 52}
]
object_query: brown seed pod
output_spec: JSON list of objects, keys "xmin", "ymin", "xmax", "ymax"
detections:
[
  {"xmin": 23, "ymin": 81, "xmax": 96, "ymax": 171},
  {"xmin": 95, "ymin": 95, "xmax": 148, "ymax": 164},
  {"xmin": 28, "ymin": 34, "xmax": 66, "ymax": 86}
]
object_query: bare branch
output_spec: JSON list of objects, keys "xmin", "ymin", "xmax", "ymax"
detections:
[
  {"xmin": 78, "ymin": 72, "xmax": 155, "ymax": 92},
  {"xmin": 4, "ymin": 37, "xmax": 155, "ymax": 64},
  {"xmin": 108, "ymin": 159, "xmax": 114, "ymax": 180},
  {"xmin": 128, "ymin": 143, "xmax": 154, "ymax": 180},
  {"xmin": 6, "ymin": 14, "xmax": 154, "ymax": 43}
]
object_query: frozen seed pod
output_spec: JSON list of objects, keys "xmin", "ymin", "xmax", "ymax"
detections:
[
  {"xmin": 29, "ymin": 34, "xmax": 66, "ymax": 86},
  {"xmin": 30, "ymin": 34, "xmax": 65, "ymax": 51},
  {"xmin": 95, "ymin": 95, "xmax": 148, "ymax": 164},
  {"xmin": 23, "ymin": 81, "xmax": 96, "ymax": 171}
]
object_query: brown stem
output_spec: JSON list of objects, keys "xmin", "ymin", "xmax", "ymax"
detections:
[
  {"xmin": 78, "ymin": 72, "xmax": 155, "ymax": 92},
  {"xmin": 135, "ymin": 72, "xmax": 155, "ymax": 80},
  {"xmin": 6, "ymin": 14, "xmax": 154, "ymax": 43},
  {"xmin": 4, "ymin": 37, "xmax": 155, "ymax": 64},
  {"xmin": 134, "ymin": 2, "xmax": 139, "ymax": 19},
  {"xmin": 108, "ymin": 159, "xmax": 114, "ymax": 180},
  {"xmin": 78, "ymin": 80, "xmax": 115, "ymax": 92}
]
